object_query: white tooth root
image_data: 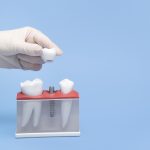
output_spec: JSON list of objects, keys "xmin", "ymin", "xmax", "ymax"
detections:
[
  {"xmin": 21, "ymin": 101, "xmax": 33, "ymax": 127},
  {"xmin": 21, "ymin": 101, "xmax": 42, "ymax": 127},
  {"xmin": 33, "ymin": 101, "xmax": 42, "ymax": 127},
  {"xmin": 61, "ymin": 100, "xmax": 73, "ymax": 128}
]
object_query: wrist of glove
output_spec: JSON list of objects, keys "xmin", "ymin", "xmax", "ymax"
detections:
[{"xmin": 0, "ymin": 27, "xmax": 63, "ymax": 71}]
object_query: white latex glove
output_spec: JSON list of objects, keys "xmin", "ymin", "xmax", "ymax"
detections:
[{"xmin": 0, "ymin": 27, "xmax": 63, "ymax": 71}]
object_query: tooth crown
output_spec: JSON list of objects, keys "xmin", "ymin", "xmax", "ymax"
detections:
[
  {"xmin": 41, "ymin": 48, "xmax": 56, "ymax": 62},
  {"xmin": 59, "ymin": 79, "xmax": 74, "ymax": 94},
  {"xmin": 20, "ymin": 78, "xmax": 43, "ymax": 96}
]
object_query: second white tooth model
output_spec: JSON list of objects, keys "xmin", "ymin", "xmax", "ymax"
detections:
[
  {"xmin": 20, "ymin": 79, "xmax": 43, "ymax": 127},
  {"xmin": 59, "ymin": 79, "xmax": 74, "ymax": 128}
]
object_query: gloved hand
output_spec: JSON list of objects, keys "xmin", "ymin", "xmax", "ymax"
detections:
[{"xmin": 0, "ymin": 27, "xmax": 63, "ymax": 71}]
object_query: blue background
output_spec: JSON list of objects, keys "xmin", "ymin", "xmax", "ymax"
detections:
[{"xmin": 0, "ymin": 0, "xmax": 150, "ymax": 149}]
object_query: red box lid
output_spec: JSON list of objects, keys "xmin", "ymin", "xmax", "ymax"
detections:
[{"xmin": 17, "ymin": 90, "xmax": 79, "ymax": 100}]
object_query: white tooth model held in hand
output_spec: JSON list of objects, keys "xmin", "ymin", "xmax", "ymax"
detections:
[
  {"xmin": 41, "ymin": 48, "xmax": 56, "ymax": 62},
  {"xmin": 21, "ymin": 79, "xmax": 43, "ymax": 127},
  {"xmin": 0, "ymin": 27, "xmax": 62, "ymax": 70}
]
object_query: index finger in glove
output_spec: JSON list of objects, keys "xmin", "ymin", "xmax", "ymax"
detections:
[{"xmin": 26, "ymin": 27, "xmax": 63, "ymax": 56}]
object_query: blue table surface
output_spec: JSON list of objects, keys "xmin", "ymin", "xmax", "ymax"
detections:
[{"xmin": 0, "ymin": 0, "xmax": 150, "ymax": 149}]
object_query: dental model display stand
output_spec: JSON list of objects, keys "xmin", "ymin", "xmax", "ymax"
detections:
[{"xmin": 16, "ymin": 79, "xmax": 80, "ymax": 138}]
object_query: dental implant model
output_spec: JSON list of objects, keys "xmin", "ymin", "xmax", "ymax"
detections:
[{"xmin": 16, "ymin": 78, "xmax": 80, "ymax": 138}]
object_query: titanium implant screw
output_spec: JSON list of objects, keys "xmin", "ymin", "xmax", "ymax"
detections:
[
  {"xmin": 49, "ymin": 86, "xmax": 55, "ymax": 117},
  {"xmin": 49, "ymin": 101, "xmax": 55, "ymax": 117}
]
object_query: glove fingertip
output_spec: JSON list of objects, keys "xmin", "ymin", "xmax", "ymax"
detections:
[{"xmin": 56, "ymin": 49, "xmax": 63, "ymax": 56}]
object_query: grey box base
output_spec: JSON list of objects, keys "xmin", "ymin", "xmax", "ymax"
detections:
[{"xmin": 16, "ymin": 131, "xmax": 80, "ymax": 138}]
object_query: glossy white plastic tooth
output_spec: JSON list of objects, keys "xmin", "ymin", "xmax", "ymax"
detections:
[
  {"xmin": 20, "ymin": 78, "xmax": 43, "ymax": 96},
  {"xmin": 21, "ymin": 101, "xmax": 42, "ymax": 127},
  {"xmin": 20, "ymin": 78, "xmax": 43, "ymax": 127},
  {"xmin": 59, "ymin": 79, "xmax": 74, "ymax": 128},
  {"xmin": 59, "ymin": 79, "xmax": 74, "ymax": 94},
  {"xmin": 41, "ymin": 48, "xmax": 56, "ymax": 62}
]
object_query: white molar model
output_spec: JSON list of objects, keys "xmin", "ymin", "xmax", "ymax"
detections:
[
  {"xmin": 59, "ymin": 79, "xmax": 74, "ymax": 128},
  {"xmin": 41, "ymin": 48, "xmax": 56, "ymax": 62},
  {"xmin": 20, "ymin": 79, "xmax": 43, "ymax": 96},
  {"xmin": 20, "ymin": 79, "xmax": 43, "ymax": 127}
]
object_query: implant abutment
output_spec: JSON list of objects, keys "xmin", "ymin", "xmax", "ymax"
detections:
[{"xmin": 49, "ymin": 86, "xmax": 55, "ymax": 94}]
